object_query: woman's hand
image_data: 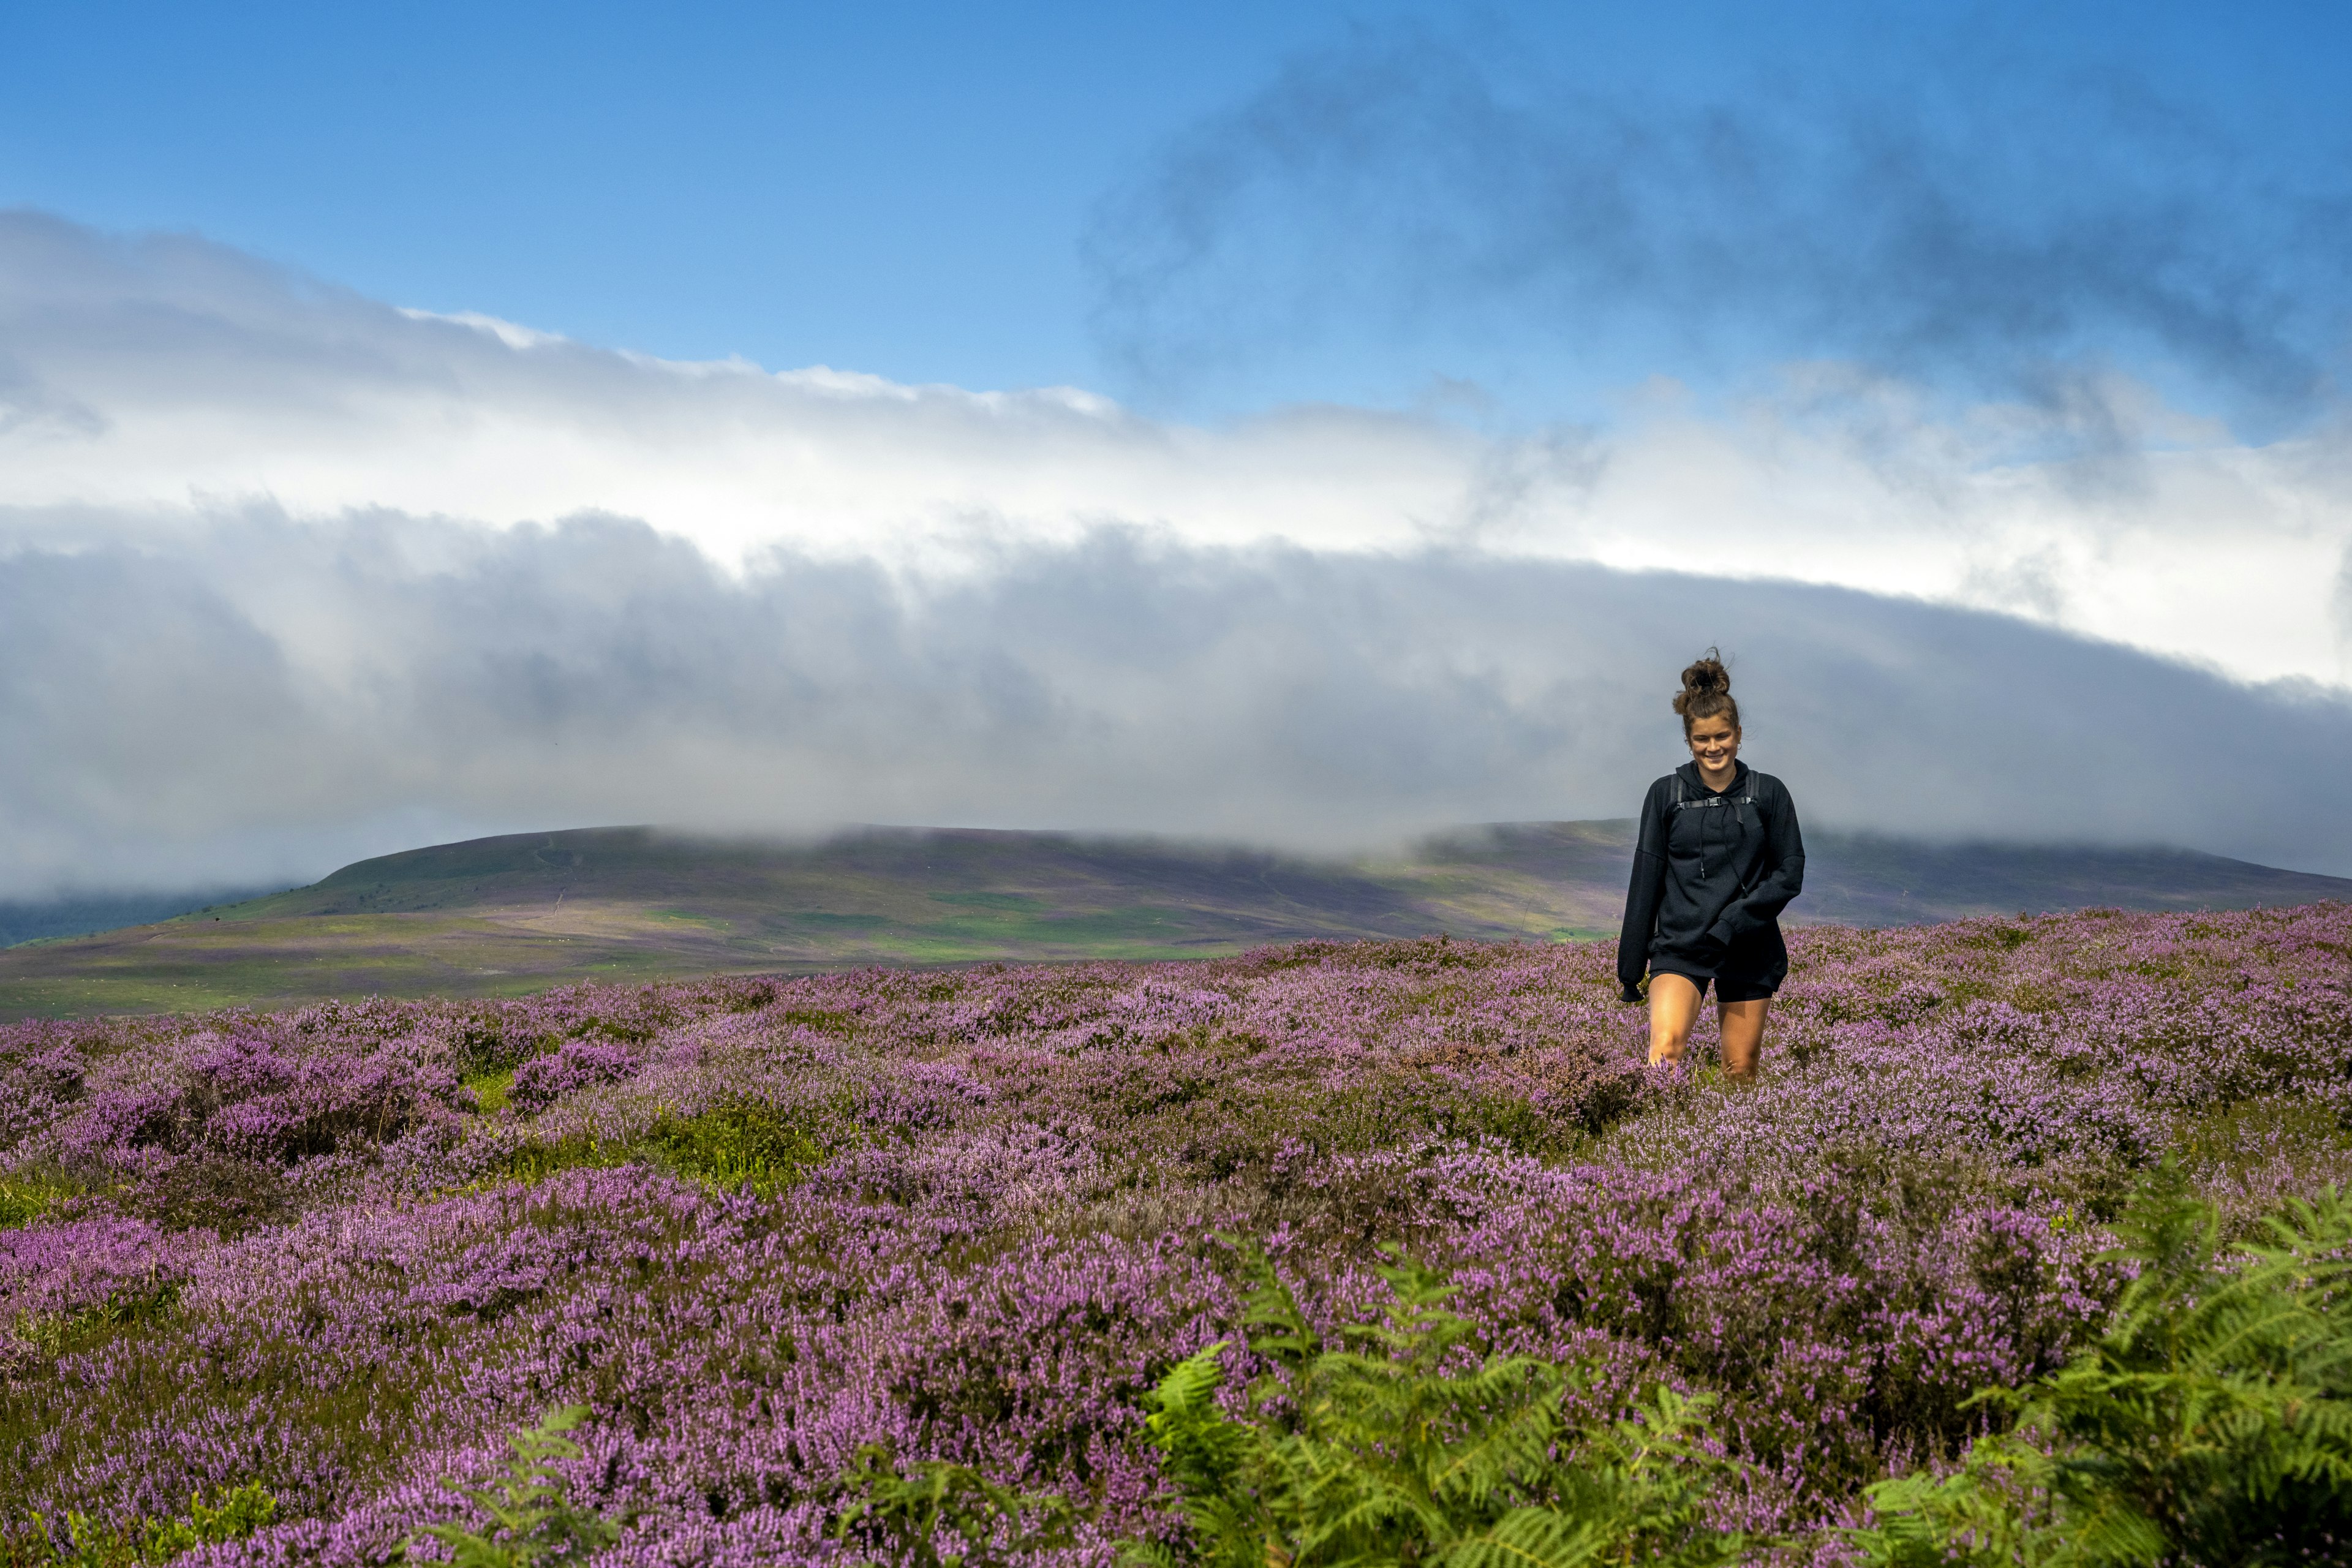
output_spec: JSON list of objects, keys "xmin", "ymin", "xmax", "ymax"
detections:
[{"xmin": 1620, "ymin": 982, "xmax": 1645, "ymax": 1006}]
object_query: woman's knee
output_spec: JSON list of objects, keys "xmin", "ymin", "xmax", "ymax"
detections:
[
  {"xmin": 1717, "ymin": 998, "xmax": 1769, "ymax": 1072},
  {"xmin": 1647, "ymin": 974, "xmax": 1703, "ymax": 1053}
]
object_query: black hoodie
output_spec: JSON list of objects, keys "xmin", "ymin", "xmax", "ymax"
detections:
[{"xmin": 1615, "ymin": 760, "xmax": 1805, "ymax": 995}]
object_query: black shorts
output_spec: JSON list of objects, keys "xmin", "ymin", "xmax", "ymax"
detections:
[{"xmin": 1649, "ymin": 962, "xmax": 1781, "ymax": 1005}]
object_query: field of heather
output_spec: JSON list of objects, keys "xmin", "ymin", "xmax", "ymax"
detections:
[{"xmin": 5, "ymin": 904, "xmax": 2351, "ymax": 1564}]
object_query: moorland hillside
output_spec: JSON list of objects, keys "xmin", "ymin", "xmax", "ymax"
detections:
[{"xmin": 3, "ymin": 821, "xmax": 2345, "ymax": 1019}]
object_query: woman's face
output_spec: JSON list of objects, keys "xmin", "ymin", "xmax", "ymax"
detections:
[{"xmin": 1687, "ymin": 713, "xmax": 1740, "ymax": 772}]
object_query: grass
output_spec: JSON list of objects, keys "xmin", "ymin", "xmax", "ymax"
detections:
[
  {"xmin": 464, "ymin": 1068, "xmax": 518, "ymax": 1115},
  {"xmin": 641, "ymin": 1098, "xmax": 857, "ymax": 1196},
  {"xmin": 0, "ymin": 913, "xmax": 753, "ymax": 1022},
  {"xmin": 0, "ymin": 904, "xmax": 1335, "ymax": 1020},
  {"xmin": 0, "ymin": 1166, "xmax": 103, "ymax": 1228},
  {"xmin": 8, "ymin": 821, "xmax": 2347, "ymax": 1020},
  {"xmin": 486, "ymin": 1100, "xmax": 855, "ymax": 1196}
]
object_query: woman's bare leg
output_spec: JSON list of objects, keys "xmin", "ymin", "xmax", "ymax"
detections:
[
  {"xmin": 1647, "ymin": 973, "xmax": 1705, "ymax": 1066},
  {"xmin": 1718, "ymin": 998, "xmax": 1769, "ymax": 1079}
]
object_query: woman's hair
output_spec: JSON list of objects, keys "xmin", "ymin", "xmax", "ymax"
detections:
[{"xmin": 1672, "ymin": 649, "xmax": 1740, "ymax": 735}]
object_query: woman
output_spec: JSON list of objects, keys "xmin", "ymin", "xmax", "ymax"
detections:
[{"xmin": 1616, "ymin": 652, "xmax": 1804, "ymax": 1077}]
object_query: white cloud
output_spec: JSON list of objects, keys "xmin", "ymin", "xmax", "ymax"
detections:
[
  {"xmin": 4, "ymin": 213, "xmax": 2346, "ymax": 690},
  {"xmin": 4, "ymin": 211, "xmax": 2352, "ymax": 897},
  {"xmin": 396, "ymin": 307, "xmax": 570, "ymax": 352}
]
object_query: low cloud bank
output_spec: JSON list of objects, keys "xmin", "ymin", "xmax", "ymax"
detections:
[
  {"xmin": 5, "ymin": 213, "xmax": 2351, "ymax": 899},
  {"xmin": 3, "ymin": 212, "xmax": 2350, "ymax": 691},
  {"xmin": 3, "ymin": 510, "xmax": 2347, "ymax": 900}
]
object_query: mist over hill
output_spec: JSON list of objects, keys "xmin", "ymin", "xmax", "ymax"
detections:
[{"xmin": 3, "ymin": 821, "xmax": 2345, "ymax": 1020}]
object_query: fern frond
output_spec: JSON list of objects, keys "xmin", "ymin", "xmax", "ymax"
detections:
[
  {"xmin": 1428, "ymin": 1400, "xmax": 1564, "ymax": 1509},
  {"xmin": 1128, "ymin": 1243, "xmax": 1749, "ymax": 1568},
  {"xmin": 1234, "ymin": 1248, "xmax": 1322, "ymax": 1373},
  {"xmin": 1858, "ymin": 1172, "xmax": 2352, "ymax": 1567},
  {"xmin": 1438, "ymin": 1506, "xmax": 1614, "ymax": 1568}
]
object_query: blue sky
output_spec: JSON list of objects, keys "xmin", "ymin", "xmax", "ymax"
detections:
[
  {"xmin": 2, "ymin": 1, "xmax": 1373, "ymax": 393},
  {"xmin": 7, "ymin": 1, "xmax": 2347, "ymax": 423}
]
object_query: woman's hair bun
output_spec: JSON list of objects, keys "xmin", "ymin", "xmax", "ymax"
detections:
[
  {"xmin": 1670, "ymin": 648, "xmax": 1740, "ymax": 728},
  {"xmin": 1679, "ymin": 651, "xmax": 1730, "ymax": 698}
]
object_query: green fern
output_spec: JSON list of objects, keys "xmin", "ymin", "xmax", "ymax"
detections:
[
  {"xmin": 407, "ymin": 1406, "xmax": 622, "ymax": 1568},
  {"xmin": 1125, "ymin": 1245, "xmax": 1746, "ymax": 1568},
  {"xmin": 137, "ymin": 1483, "xmax": 277, "ymax": 1562},
  {"xmin": 832, "ymin": 1444, "xmax": 1086, "ymax": 1567},
  {"xmin": 1850, "ymin": 1170, "xmax": 2352, "ymax": 1567},
  {"xmin": 29, "ymin": 1482, "xmax": 277, "ymax": 1568}
]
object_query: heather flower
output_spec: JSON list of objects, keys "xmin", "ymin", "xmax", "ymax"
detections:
[{"xmin": 0, "ymin": 903, "xmax": 2345, "ymax": 1561}]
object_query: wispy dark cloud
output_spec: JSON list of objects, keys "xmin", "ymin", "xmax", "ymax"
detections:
[
  {"xmin": 4, "ymin": 508, "xmax": 2348, "ymax": 898},
  {"xmin": 1084, "ymin": 20, "xmax": 2352, "ymax": 424}
]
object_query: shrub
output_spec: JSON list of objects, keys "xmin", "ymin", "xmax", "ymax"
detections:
[
  {"xmin": 1851, "ymin": 1172, "xmax": 2352, "ymax": 1566},
  {"xmin": 1123, "ymin": 1246, "xmax": 1747, "ymax": 1568},
  {"xmin": 8, "ymin": 907, "xmax": 2352, "ymax": 1564},
  {"xmin": 29, "ymin": 1483, "xmax": 277, "ymax": 1568},
  {"xmin": 407, "ymin": 1407, "xmax": 621, "ymax": 1568},
  {"xmin": 119, "ymin": 1153, "xmax": 292, "ymax": 1236},
  {"xmin": 832, "ymin": 1446, "xmax": 1086, "ymax": 1568},
  {"xmin": 505, "ymin": 1042, "xmax": 644, "ymax": 1116},
  {"xmin": 135, "ymin": 1483, "xmax": 278, "ymax": 1563}
]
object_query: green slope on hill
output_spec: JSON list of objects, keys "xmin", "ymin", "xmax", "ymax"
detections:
[{"xmin": 3, "ymin": 821, "xmax": 2345, "ymax": 1019}]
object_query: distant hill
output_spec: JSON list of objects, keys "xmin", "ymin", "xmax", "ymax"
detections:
[
  {"xmin": 2, "ymin": 821, "xmax": 2345, "ymax": 1019},
  {"xmin": 1416, "ymin": 822, "xmax": 2352, "ymax": 928},
  {"xmin": 0, "ymin": 887, "xmax": 276, "ymax": 949}
]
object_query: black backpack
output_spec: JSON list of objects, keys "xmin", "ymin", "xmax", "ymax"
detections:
[
  {"xmin": 1665, "ymin": 771, "xmax": 1765, "ymax": 886},
  {"xmin": 1666, "ymin": 770, "xmax": 1762, "ymax": 829}
]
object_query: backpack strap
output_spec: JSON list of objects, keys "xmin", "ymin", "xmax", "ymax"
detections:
[{"xmin": 1667, "ymin": 788, "xmax": 1756, "ymax": 813}]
